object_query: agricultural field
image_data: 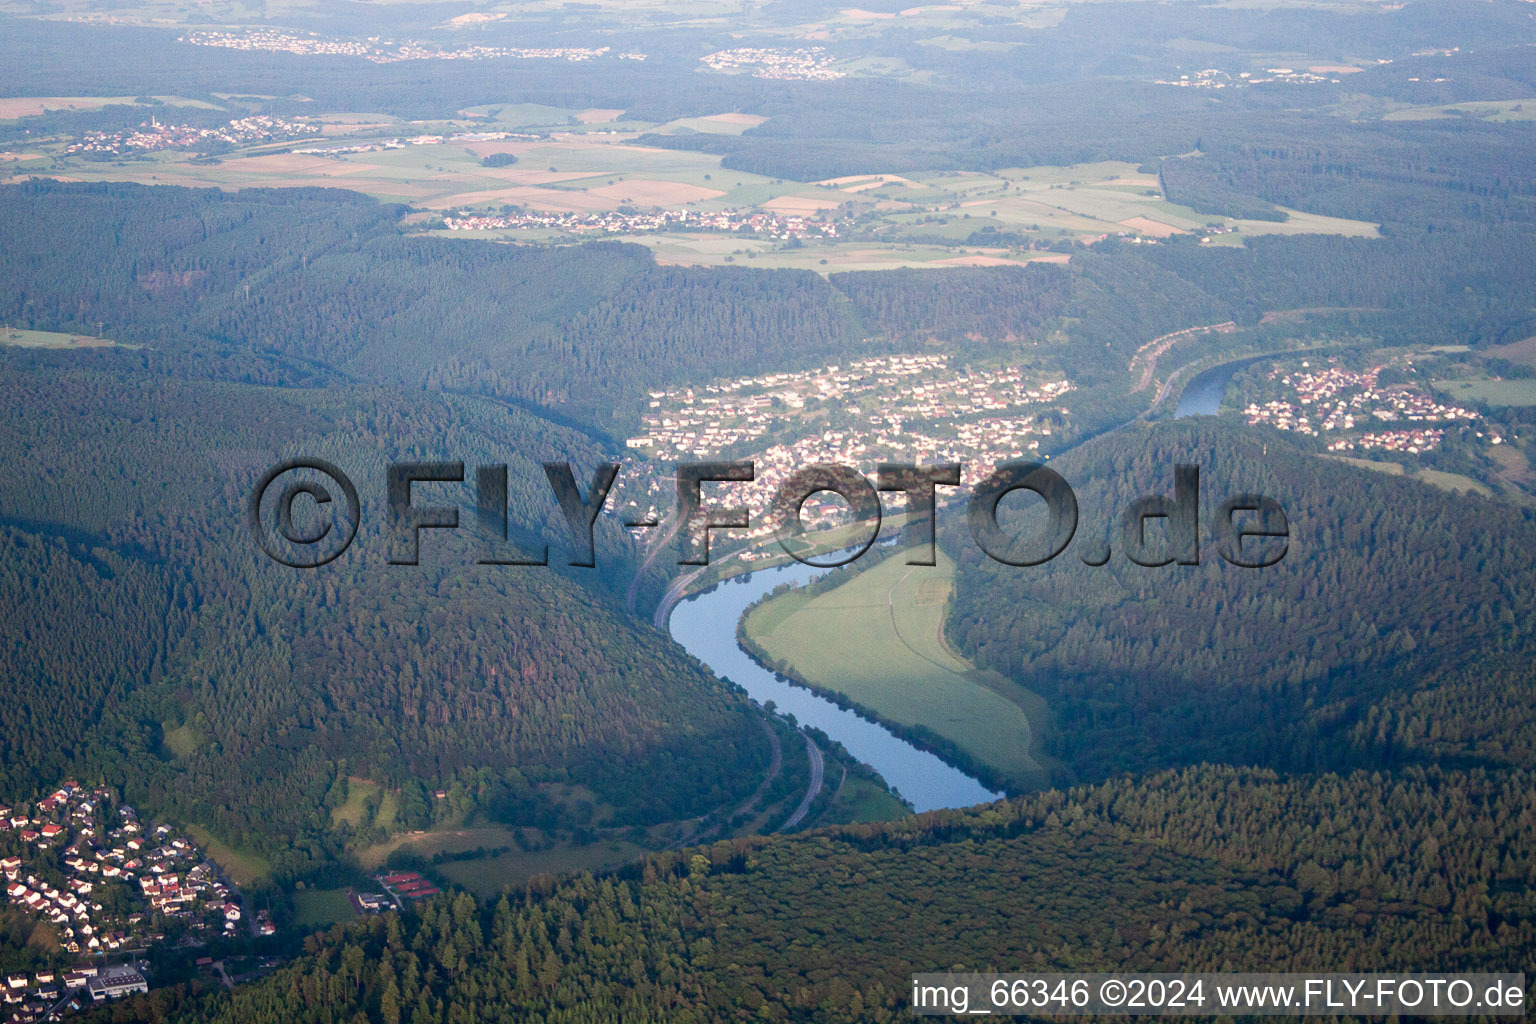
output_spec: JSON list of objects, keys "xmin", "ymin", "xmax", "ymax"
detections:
[
  {"xmin": 1433, "ymin": 378, "xmax": 1536, "ymax": 407},
  {"xmin": 0, "ymin": 95, "xmax": 218, "ymax": 119},
  {"xmin": 743, "ymin": 549, "xmax": 1049, "ymax": 790},
  {"xmin": 1384, "ymin": 99, "xmax": 1536, "ymax": 123},
  {"xmin": 5, "ymin": 104, "xmax": 1379, "ymax": 271},
  {"xmin": 1485, "ymin": 336, "xmax": 1536, "ymax": 368}
]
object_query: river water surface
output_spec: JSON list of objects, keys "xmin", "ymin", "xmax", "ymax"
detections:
[
  {"xmin": 668, "ymin": 353, "xmax": 1252, "ymax": 813},
  {"xmin": 668, "ymin": 559, "xmax": 1002, "ymax": 813}
]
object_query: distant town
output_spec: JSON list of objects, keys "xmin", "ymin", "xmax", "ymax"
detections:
[
  {"xmin": 617, "ymin": 354, "xmax": 1073, "ymax": 548},
  {"xmin": 1153, "ymin": 65, "xmax": 1374, "ymax": 89},
  {"xmin": 180, "ymin": 30, "xmax": 644, "ymax": 65},
  {"xmin": 445, "ymin": 207, "xmax": 847, "ymax": 239},
  {"xmin": 701, "ymin": 47, "xmax": 844, "ymax": 81},
  {"xmin": 293, "ymin": 130, "xmax": 531, "ymax": 157},
  {"xmin": 1240, "ymin": 359, "xmax": 1497, "ymax": 454},
  {"xmin": 65, "ymin": 115, "xmax": 319, "ymax": 156}
]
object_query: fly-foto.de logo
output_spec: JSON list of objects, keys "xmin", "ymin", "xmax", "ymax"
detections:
[{"xmin": 248, "ymin": 458, "xmax": 1289, "ymax": 571}]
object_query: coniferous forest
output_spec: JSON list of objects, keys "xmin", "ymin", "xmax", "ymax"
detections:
[{"xmin": 1, "ymin": 2, "xmax": 1535, "ymax": 1021}]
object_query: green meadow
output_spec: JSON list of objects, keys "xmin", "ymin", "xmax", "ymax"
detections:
[{"xmin": 743, "ymin": 549, "xmax": 1048, "ymax": 790}]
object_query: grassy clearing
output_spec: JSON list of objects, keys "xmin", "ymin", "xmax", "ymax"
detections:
[
  {"xmin": 1415, "ymin": 468, "xmax": 1493, "ymax": 497},
  {"xmin": 331, "ymin": 779, "xmax": 381, "ymax": 829},
  {"xmin": 1321, "ymin": 454, "xmax": 1405, "ymax": 475},
  {"xmin": 744, "ymin": 549, "xmax": 1047, "ymax": 789},
  {"xmin": 160, "ymin": 722, "xmax": 200, "ymax": 759},
  {"xmin": 0, "ymin": 95, "xmax": 220, "ymax": 119},
  {"xmin": 437, "ymin": 840, "xmax": 647, "ymax": 897},
  {"xmin": 292, "ymin": 888, "xmax": 357, "ymax": 929},
  {"xmin": 619, "ymin": 235, "xmax": 1057, "ymax": 274},
  {"xmin": 1234, "ymin": 208, "xmax": 1379, "ymax": 239},
  {"xmin": 823, "ymin": 776, "xmax": 910, "ymax": 825},
  {"xmin": 355, "ymin": 827, "xmax": 520, "ymax": 871},
  {"xmin": 1322, "ymin": 454, "xmax": 1492, "ymax": 497},
  {"xmin": 184, "ymin": 825, "xmax": 271, "ymax": 887},
  {"xmin": 1434, "ymin": 378, "xmax": 1536, "ymax": 407},
  {"xmin": 1385, "ymin": 99, "xmax": 1536, "ymax": 123},
  {"xmin": 1487, "ymin": 442, "xmax": 1534, "ymax": 486},
  {"xmin": 0, "ymin": 328, "xmax": 123, "ymax": 349},
  {"xmin": 1485, "ymin": 337, "xmax": 1536, "ymax": 369}
]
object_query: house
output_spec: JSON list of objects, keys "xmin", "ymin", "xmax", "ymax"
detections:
[{"xmin": 355, "ymin": 893, "xmax": 388, "ymax": 912}]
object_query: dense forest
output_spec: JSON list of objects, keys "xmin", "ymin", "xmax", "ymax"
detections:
[
  {"xmin": 947, "ymin": 419, "xmax": 1536, "ymax": 783},
  {"xmin": 0, "ymin": 357, "xmax": 773, "ymax": 883},
  {"xmin": 2, "ymin": 3, "xmax": 1536, "ymax": 1015},
  {"xmin": 70, "ymin": 764, "xmax": 1536, "ymax": 1023}
]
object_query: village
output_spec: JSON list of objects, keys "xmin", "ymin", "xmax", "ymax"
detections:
[
  {"xmin": 700, "ymin": 47, "xmax": 844, "ymax": 81},
  {"xmin": 616, "ymin": 355, "xmax": 1074, "ymax": 547},
  {"xmin": 444, "ymin": 207, "xmax": 847, "ymax": 239},
  {"xmin": 0, "ymin": 783, "xmax": 262, "ymax": 1021},
  {"xmin": 179, "ymin": 30, "xmax": 641, "ymax": 65},
  {"xmin": 1240, "ymin": 359, "xmax": 1494, "ymax": 454},
  {"xmin": 1154, "ymin": 67, "xmax": 1350, "ymax": 89},
  {"xmin": 65, "ymin": 115, "xmax": 319, "ymax": 157},
  {"xmin": 293, "ymin": 130, "xmax": 530, "ymax": 158}
]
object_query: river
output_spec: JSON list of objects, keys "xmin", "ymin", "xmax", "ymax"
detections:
[
  {"xmin": 1175, "ymin": 360, "xmax": 1239, "ymax": 418},
  {"xmin": 668, "ymin": 558, "xmax": 1003, "ymax": 813},
  {"xmin": 1175, "ymin": 353, "xmax": 1283, "ymax": 418},
  {"xmin": 666, "ymin": 348, "xmax": 1255, "ymax": 814}
]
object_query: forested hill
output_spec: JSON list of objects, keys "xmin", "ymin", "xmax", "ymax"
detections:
[
  {"xmin": 109, "ymin": 764, "xmax": 1536, "ymax": 1023},
  {"xmin": 0, "ymin": 360, "xmax": 772, "ymax": 883},
  {"xmin": 6, "ymin": 177, "xmax": 1534, "ymax": 444},
  {"xmin": 947, "ymin": 419, "xmax": 1536, "ymax": 784},
  {"xmin": 0, "ymin": 181, "xmax": 875, "ymax": 430}
]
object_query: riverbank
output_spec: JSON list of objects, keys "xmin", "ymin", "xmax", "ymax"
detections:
[
  {"xmin": 738, "ymin": 547, "xmax": 1051, "ymax": 795},
  {"xmin": 668, "ymin": 557, "xmax": 1002, "ymax": 812}
]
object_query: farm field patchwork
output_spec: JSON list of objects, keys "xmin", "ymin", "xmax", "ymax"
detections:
[{"xmin": 11, "ymin": 109, "xmax": 1380, "ymax": 269}]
